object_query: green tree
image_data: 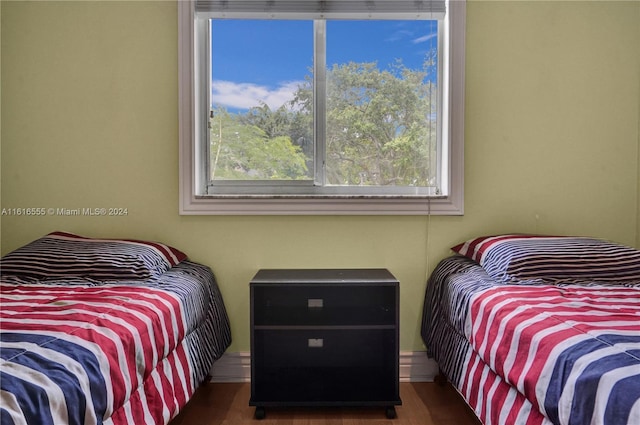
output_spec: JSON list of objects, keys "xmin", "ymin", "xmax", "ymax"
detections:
[
  {"xmin": 210, "ymin": 107, "xmax": 308, "ymax": 180},
  {"xmin": 292, "ymin": 59, "xmax": 437, "ymax": 186},
  {"xmin": 241, "ymin": 102, "xmax": 314, "ymax": 172}
]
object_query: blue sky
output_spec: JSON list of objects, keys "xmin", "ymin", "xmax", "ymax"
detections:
[{"xmin": 210, "ymin": 20, "xmax": 438, "ymax": 111}]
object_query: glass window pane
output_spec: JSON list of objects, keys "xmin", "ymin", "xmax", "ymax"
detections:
[
  {"xmin": 210, "ymin": 20, "xmax": 314, "ymax": 181},
  {"xmin": 325, "ymin": 20, "xmax": 438, "ymax": 187}
]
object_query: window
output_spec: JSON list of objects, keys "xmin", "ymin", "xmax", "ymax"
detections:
[{"xmin": 179, "ymin": 0, "xmax": 465, "ymax": 215}]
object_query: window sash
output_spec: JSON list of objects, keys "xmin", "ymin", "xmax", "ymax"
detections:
[{"xmin": 204, "ymin": 17, "xmax": 444, "ymax": 195}]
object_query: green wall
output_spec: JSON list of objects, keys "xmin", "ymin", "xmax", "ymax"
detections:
[{"xmin": 2, "ymin": 0, "xmax": 639, "ymax": 353}]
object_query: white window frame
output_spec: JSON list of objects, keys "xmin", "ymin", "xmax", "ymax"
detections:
[{"xmin": 178, "ymin": 0, "xmax": 465, "ymax": 215}]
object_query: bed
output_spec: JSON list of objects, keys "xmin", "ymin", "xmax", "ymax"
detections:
[
  {"xmin": 421, "ymin": 235, "xmax": 640, "ymax": 425},
  {"xmin": 0, "ymin": 231, "xmax": 232, "ymax": 425}
]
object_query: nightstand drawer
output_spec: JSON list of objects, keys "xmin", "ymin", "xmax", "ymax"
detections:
[
  {"xmin": 252, "ymin": 284, "xmax": 396, "ymax": 326},
  {"xmin": 254, "ymin": 328, "xmax": 395, "ymax": 368},
  {"xmin": 252, "ymin": 328, "xmax": 397, "ymax": 403}
]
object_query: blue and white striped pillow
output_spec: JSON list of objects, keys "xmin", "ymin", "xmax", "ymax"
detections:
[
  {"xmin": 452, "ymin": 235, "xmax": 640, "ymax": 285},
  {"xmin": 0, "ymin": 231, "xmax": 187, "ymax": 281}
]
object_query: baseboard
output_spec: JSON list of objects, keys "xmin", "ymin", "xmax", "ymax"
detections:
[
  {"xmin": 398, "ymin": 351, "xmax": 440, "ymax": 382},
  {"xmin": 210, "ymin": 351, "xmax": 439, "ymax": 383}
]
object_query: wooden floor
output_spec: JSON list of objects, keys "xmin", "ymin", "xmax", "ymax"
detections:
[{"xmin": 170, "ymin": 382, "xmax": 481, "ymax": 425}]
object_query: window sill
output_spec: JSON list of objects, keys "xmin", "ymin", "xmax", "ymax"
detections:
[{"xmin": 179, "ymin": 193, "xmax": 463, "ymax": 215}]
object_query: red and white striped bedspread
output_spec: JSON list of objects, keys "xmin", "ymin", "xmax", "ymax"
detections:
[
  {"xmin": 462, "ymin": 284, "xmax": 640, "ymax": 425},
  {"xmin": 0, "ymin": 282, "xmax": 196, "ymax": 425}
]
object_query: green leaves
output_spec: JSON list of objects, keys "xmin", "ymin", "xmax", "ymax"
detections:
[
  {"xmin": 322, "ymin": 60, "xmax": 436, "ymax": 186},
  {"xmin": 210, "ymin": 106, "xmax": 309, "ymax": 180}
]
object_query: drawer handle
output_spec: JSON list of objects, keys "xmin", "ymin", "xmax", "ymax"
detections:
[
  {"xmin": 307, "ymin": 298, "xmax": 323, "ymax": 308},
  {"xmin": 308, "ymin": 338, "xmax": 323, "ymax": 348}
]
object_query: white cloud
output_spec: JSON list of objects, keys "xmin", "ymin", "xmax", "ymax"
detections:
[
  {"xmin": 386, "ymin": 29, "xmax": 414, "ymax": 42},
  {"xmin": 413, "ymin": 33, "xmax": 437, "ymax": 44},
  {"xmin": 211, "ymin": 80, "xmax": 305, "ymax": 111}
]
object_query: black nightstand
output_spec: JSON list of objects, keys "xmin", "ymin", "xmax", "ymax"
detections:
[{"xmin": 249, "ymin": 268, "xmax": 401, "ymax": 419}]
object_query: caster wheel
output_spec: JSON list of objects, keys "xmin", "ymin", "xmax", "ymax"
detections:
[
  {"xmin": 254, "ymin": 406, "xmax": 266, "ymax": 420},
  {"xmin": 385, "ymin": 406, "xmax": 397, "ymax": 419}
]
